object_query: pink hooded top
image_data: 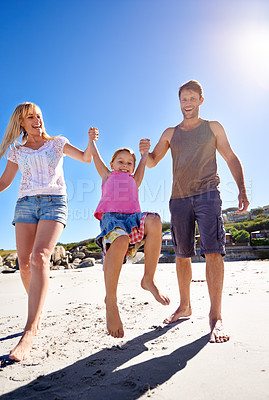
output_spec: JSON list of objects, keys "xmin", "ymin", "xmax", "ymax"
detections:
[{"xmin": 94, "ymin": 171, "xmax": 141, "ymax": 220}]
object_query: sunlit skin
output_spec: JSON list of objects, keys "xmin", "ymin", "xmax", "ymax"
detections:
[
  {"xmin": 20, "ymin": 107, "xmax": 44, "ymax": 144},
  {"xmin": 88, "ymin": 131, "xmax": 170, "ymax": 338},
  {"xmin": 142, "ymin": 82, "xmax": 250, "ymax": 343},
  {"xmin": 179, "ymin": 89, "xmax": 204, "ymax": 122},
  {"xmin": 0, "ymin": 110, "xmax": 97, "ymax": 361}
]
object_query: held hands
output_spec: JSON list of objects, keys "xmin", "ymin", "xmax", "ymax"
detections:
[
  {"xmin": 139, "ymin": 138, "xmax": 150, "ymax": 155},
  {"xmin": 88, "ymin": 127, "xmax": 99, "ymax": 141}
]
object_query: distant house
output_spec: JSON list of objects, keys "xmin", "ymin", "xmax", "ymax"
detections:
[
  {"xmin": 226, "ymin": 211, "xmax": 250, "ymax": 222},
  {"xmin": 225, "ymin": 233, "xmax": 233, "ymax": 245},
  {"xmin": 196, "ymin": 233, "xmax": 233, "ymax": 246},
  {"xmin": 249, "ymin": 207, "xmax": 265, "ymax": 219},
  {"xmin": 162, "ymin": 230, "xmax": 234, "ymax": 250},
  {"xmin": 162, "ymin": 231, "xmax": 173, "ymax": 247},
  {"xmin": 251, "ymin": 230, "xmax": 269, "ymax": 239},
  {"xmin": 263, "ymin": 205, "xmax": 269, "ymax": 216},
  {"xmin": 248, "ymin": 205, "xmax": 269, "ymax": 219},
  {"xmin": 161, "ymin": 231, "xmax": 174, "ymax": 252}
]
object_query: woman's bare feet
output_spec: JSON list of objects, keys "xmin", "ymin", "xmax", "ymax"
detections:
[
  {"xmin": 163, "ymin": 304, "xmax": 192, "ymax": 324},
  {"xmin": 105, "ymin": 299, "xmax": 124, "ymax": 338},
  {"xmin": 141, "ymin": 276, "xmax": 170, "ymax": 305},
  {"xmin": 209, "ymin": 318, "xmax": 230, "ymax": 343},
  {"xmin": 9, "ymin": 329, "xmax": 36, "ymax": 361},
  {"xmin": 36, "ymin": 311, "xmax": 46, "ymax": 334}
]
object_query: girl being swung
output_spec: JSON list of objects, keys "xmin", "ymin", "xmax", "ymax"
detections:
[{"xmin": 89, "ymin": 129, "xmax": 170, "ymax": 339}]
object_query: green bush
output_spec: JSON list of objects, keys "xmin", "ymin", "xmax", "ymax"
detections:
[
  {"xmin": 85, "ymin": 242, "xmax": 100, "ymax": 251},
  {"xmin": 234, "ymin": 230, "xmax": 250, "ymax": 243},
  {"xmin": 0, "ymin": 250, "xmax": 16, "ymax": 258},
  {"xmin": 225, "ymin": 216, "xmax": 269, "ymax": 234},
  {"xmin": 162, "ymin": 222, "xmax": 171, "ymax": 232},
  {"xmin": 251, "ymin": 238, "xmax": 269, "ymax": 246}
]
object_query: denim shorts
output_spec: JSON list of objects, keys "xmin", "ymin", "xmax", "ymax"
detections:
[
  {"xmin": 12, "ymin": 195, "xmax": 68, "ymax": 226},
  {"xmin": 169, "ymin": 190, "xmax": 226, "ymax": 258}
]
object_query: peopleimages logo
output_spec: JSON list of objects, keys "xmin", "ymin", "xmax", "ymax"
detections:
[
  {"xmin": 220, "ymin": 180, "xmax": 252, "ymax": 204},
  {"xmin": 68, "ymin": 207, "xmax": 96, "ymax": 221},
  {"xmin": 66, "ymin": 179, "xmax": 96, "ymax": 202},
  {"xmin": 64, "ymin": 178, "xmax": 253, "ymax": 222},
  {"xmin": 65, "ymin": 179, "xmax": 169, "ymax": 204},
  {"xmin": 67, "ymin": 207, "xmax": 168, "ymax": 221}
]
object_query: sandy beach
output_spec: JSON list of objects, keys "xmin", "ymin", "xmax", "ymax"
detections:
[{"xmin": 0, "ymin": 260, "xmax": 269, "ymax": 400}]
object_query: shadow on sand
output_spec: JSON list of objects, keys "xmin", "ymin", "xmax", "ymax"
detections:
[
  {"xmin": 0, "ymin": 332, "xmax": 23, "ymax": 343},
  {"xmin": 1, "ymin": 321, "xmax": 210, "ymax": 400}
]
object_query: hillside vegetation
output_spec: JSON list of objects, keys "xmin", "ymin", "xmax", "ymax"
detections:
[{"xmin": 225, "ymin": 215, "xmax": 269, "ymax": 244}]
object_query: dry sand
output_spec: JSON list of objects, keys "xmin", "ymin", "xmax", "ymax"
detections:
[{"xmin": 0, "ymin": 260, "xmax": 269, "ymax": 400}]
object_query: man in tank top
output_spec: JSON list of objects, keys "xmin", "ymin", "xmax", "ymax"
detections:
[{"xmin": 140, "ymin": 80, "xmax": 249, "ymax": 343}]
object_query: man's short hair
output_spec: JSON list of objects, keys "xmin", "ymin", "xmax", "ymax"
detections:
[{"xmin": 178, "ymin": 80, "xmax": 203, "ymax": 99}]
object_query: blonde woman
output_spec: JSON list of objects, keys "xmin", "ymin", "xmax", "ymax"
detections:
[{"xmin": 0, "ymin": 102, "xmax": 97, "ymax": 361}]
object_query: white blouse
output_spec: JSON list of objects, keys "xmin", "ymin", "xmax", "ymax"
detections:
[{"xmin": 7, "ymin": 136, "xmax": 69, "ymax": 199}]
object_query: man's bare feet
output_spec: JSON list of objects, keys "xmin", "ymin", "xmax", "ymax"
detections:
[
  {"xmin": 105, "ymin": 299, "xmax": 124, "ymax": 338},
  {"xmin": 209, "ymin": 318, "xmax": 230, "ymax": 343},
  {"xmin": 141, "ymin": 276, "xmax": 170, "ymax": 305},
  {"xmin": 9, "ymin": 329, "xmax": 36, "ymax": 361},
  {"xmin": 163, "ymin": 305, "xmax": 192, "ymax": 324}
]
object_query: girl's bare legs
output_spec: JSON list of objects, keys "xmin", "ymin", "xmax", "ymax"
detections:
[
  {"xmin": 9, "ymin": 220, "xmax": 64, "ymax": 361},
  {"xmin": 103, "ymin": 235, "xmax": 129, "ymax": 338},
  {"xmin": 141, "ymin": 214, "xmax": 170, "ymax": 305}
]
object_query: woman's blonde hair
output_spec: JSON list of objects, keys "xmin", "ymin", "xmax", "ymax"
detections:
[
  {"xmin": 111, "ymin": 147, "xmax": 136, "ymax": 166},
  {"xmin": 0, "ymin": 102, "xmax": 52, "ymax": 159}
]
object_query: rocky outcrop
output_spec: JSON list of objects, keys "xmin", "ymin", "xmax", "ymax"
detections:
[
  {"xmin": 51, "ymin": 246, "xmax": 66, "ymax": 265},
  {"xmin": 76, "ymin": 258, "xmax": 95, "ymax": 268},
  {"xmin": 0, "ymin": 245, "xmax": 102, "ymax": 273},
  {"xmin": 5, "ymin": 253, "xmax": 17, "ymax": 262},
  {"xmin": 50, "ymin": 245, "xmax": 99, "ymax": 269},
  {"xmin": 0, "ymin": 252, "xmax": 18, "ymax": 273}
]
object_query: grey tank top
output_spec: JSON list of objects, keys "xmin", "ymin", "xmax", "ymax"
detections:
[{"xmin": 170, "ymin": 120, "xmax": 220, "ymax": 199}]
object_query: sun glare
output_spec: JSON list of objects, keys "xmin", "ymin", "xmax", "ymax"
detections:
[{"xmin": 232, "ymin": 23, "xmax": 269, "ymax": 90}]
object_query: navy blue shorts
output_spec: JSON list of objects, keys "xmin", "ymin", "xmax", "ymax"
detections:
[
  {"xmin": 12, "ymin": 195, "xmax": 68, "ymax": 226},
  {"xmin": 169, "ymin": 190, "xmax": 226, "ymax": 258}
]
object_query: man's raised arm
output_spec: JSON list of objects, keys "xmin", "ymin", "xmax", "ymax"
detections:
[{"xmin": 140, "ymin": 128, "xmax": 173, "ymax": 168}]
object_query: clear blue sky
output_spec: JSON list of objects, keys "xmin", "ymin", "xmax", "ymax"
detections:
[{"xmin": 0, "ymin": 0, "xmax": 268, "ymax": 249}]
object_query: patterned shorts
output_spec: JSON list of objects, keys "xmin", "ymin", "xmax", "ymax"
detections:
[
  {"xmin": 96, "ymin": 212, "xmax": 160, "ymax": 259},
  {"xmin": 103, "ymin": 213, "xmax": 147, "ymax": 258}
]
